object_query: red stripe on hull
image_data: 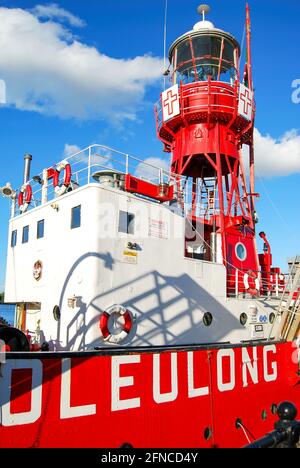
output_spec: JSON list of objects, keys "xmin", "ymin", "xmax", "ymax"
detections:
[{"xmin": 0, "ymin": 342, "xmax": 299, "ymax": 448}]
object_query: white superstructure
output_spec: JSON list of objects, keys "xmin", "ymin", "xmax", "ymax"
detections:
[{"xmin": 4, "ymin": 146, "xmax": 281, "ymax": 350}]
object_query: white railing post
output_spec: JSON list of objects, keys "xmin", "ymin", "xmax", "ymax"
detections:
[
  {"xmin": 42, "ymin": 169, "xmax": 48, "ymax": 204},
  {"xmin": 125, "ymin": 154, "xmax": 129, "ymax": 174},
  {"xmin": 11, "ymin": 197, "xmax": 16, "ymax": 219},
  {"xmin": 235, "ymin": 269, "xmax": 239, "ymax": 298},
  {"xmin": 275, "ymin": 273, "xmax": 279, "ymax": 298},
  {"xmin": 159, "ymin": 169, "xmax": 163, "ymax": 184},
  {"xmin": 88, "ymin": 146, "xmax": 92, "ymax": 183}
]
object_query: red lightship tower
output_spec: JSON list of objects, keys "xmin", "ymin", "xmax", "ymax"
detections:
[{"xmin": 156, "ymin": 3, "xmax": 261, "ymax": 296}]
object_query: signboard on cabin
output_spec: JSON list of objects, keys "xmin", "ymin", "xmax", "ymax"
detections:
[
  {"xmin": 162, "ymin": 84, "xmax": 180, "ymax": 122},
  {"xmin": 238, "ymin": 84, "xmax": 253, "ymax": 121}
]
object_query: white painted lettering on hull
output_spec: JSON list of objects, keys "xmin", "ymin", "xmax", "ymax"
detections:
[
  {"xmin": 263, "ymin": 345, "xmax": 278, "ymax": 382},
  {"xmin": 217, "ymin": 349, "xmax": 236, "ymax": 392},
  {"xmin": 153, "ymin": 353, "xmax": 178, "ymax": 403},
  {"xmin": 187, "ymin": 352, "xmax": 209, "ymax": 398},
  {"xmin": 0, "ymin": 360, "xmax": 42, "ymax": 427},
  {"xmin": 60, "ymin": 358, "xmax": 96, "ymax": 419},
  {"xmin": 0, "ymin": 346, "xmax": 280, "ymax": 427},
  {"xmin": 111, "ymin": 355, "xmax": 141, "ymax": 411},
  {"xmin": 242, "ymin": 347, "xmax": 258, "ymax": 387}
]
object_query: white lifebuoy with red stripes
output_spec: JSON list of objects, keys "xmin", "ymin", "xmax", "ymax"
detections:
[
  {"xmin": 53, "ymin": 160, "xmax": 72, "ymax": 196},
  {"xmin": 99, "ymin": 305, "xmax": 134, "ymax": 344},
  {"xmin": 244, "ymin": 270, "xmax": 260, "ymax": 297},
  {"xmin": 18, "ymin": 183, "xmax": 33, "ymax": 213}
]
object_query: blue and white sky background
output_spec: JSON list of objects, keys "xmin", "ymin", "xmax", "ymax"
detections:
[{"xmin": 0, "ymin": 0, "xmax": 299, "ymax": 290}]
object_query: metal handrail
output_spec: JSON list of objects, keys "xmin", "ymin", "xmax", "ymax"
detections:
[
  {"xmin": 226, "ymin": 269, "xmax": 291, "ymax": 299},
  {"xmin": 12, "ymin": 144, "xmax": 184, "ymax": 218},
  {"xmin": 156, "ymin": 81, "xmax": 237, "ymax": 130}
]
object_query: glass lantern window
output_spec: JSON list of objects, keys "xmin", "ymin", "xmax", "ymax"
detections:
[{"xmin": 173, "ymin": 34, "xmax": 237, "ymax": 85}]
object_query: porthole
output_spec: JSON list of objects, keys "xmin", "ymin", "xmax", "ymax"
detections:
[
  {"xmin": 235, "ymin": 418, "xmax": 243, "ymax": 430},
  {"xmin": 53, "ymin": 305, "xmax": 61, "ymax": 322},
  {"xmin": 204, "ymin": 427, "xmax": 212, "ymax": 441},
  {"xmin": 262, "ymin": 409, "xmax": 268, "ymax": 421},
  {"xmin": 203, "ymin": 312, "xmax": 213, "ymax": 327},
  {"xmin": 240, "ymin": 313, "xmax": 248, "ymax": 326},
  {"xmin": 269, "ymin": 313, "xmax": 275, "ymax": 325},
  {"xmin": 271, "ymin": 403, "xmax": 278, "ymax": 415},
  {"xmin": 235, "ymin": 243, "xmax": 247, "ymax": 262},
  {"xmin": 120, "ymin": 443, "xmax": 134, "ymax": 448}
]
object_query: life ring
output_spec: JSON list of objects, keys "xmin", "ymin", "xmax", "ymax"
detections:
[
  {"xmin": 53, "ymin": 160, "xmax": 72, "ymax": 196},
  {"xmin": 18, "ymin": 183, "xmax": 33, "ymax": 213},
  {"xmin": 244, "ymin": 270, "xmax": 260, "ymax": 297},
  {"xmin": 99, "ymin": 305, "xmax": 134, "ymax": 344}
]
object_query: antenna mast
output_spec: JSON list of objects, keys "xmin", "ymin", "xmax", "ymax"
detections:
[
  {"xmin": 163, "ymin": 0, "xmax": 169, "ymax": 89},
  {"xmin": 197, "ymin": 4, "xmax": 210, "ymax": 22}
]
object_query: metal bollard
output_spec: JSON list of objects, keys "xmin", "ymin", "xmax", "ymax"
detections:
[{"xmin": 244, "ymin": 402, "xmax": 300, "ymax": 448}]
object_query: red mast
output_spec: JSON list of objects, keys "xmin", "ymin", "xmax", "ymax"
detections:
[
  {"xmin": 156, "ymin": 4, "xmax": 261, "ymax": 296},
  {"xmin": 245, "ymin": 2, "xmax": 256, "ymax": 218}
]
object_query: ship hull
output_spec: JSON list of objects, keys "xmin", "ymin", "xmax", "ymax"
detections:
[{"xmin": 0, "ymin": 341, "xmax": 299, "ymax": 448}]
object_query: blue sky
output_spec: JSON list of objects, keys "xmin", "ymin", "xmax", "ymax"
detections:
[{"xmin": 0, "ymin": 0, "xmax": 299, "ymax": 289}]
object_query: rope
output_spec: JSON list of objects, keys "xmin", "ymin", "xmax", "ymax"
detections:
[
  {"xmin": 239, "ymin": 23, "xmax": 246, "ymax": 69},
  {"xmin": 236, "ymin": 421, "xmax": 255, "ymax": 444}
]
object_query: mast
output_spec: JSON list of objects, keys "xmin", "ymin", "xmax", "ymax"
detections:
[{"xmin": 246, "ymin": 3, "xmax": 256, "ymax": 218}]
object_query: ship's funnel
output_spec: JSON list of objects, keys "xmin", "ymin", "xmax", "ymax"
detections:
[{"xmin": 23, "ymin": 154, "xmax": 32, "ymax": 184}]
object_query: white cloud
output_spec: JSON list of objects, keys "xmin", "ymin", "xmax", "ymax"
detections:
[
  {"xmin": 64, "ymin": 143, "xmax": 113, "ymax": 170},
  {"xmin": 135, "ymin": 157, "xmax": 170, "ymax": 182},
  {"xmin": 0, "ymin": 7, "xmax": 163, "ymax": 121},
  {"xmin": 64, "ymin": 143, "xmax": 81, "ymax": 157},
  {"xmin": 63, "ymin": 149, "xmax": 170, "ymax": 179},
  {"xmin": 32, "ymin": 3, "xmax": 85, "ymax": 28},
  {"xmin": 244, "ymin": 128, "xmax": 300, "ymax": 178}
]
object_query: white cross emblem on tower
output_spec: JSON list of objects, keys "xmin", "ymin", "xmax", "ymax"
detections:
[
  {"xmin": 238, "ymin": 84, "xmax": 253, "ymax": 121},
  {"xmin": 162, "ymin": 84, "xmax": 180, "ymax": 122},
  {"xmin": 163, "ymin": 90, "xmax": 178, "ymax": 115},
  {"xmin": 240, "ymin": 88, "xmax": 252, "ymax": 115}
]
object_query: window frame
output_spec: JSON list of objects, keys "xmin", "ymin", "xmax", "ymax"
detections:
[
  {"xmin": 71, "ymin": 205, "xmax": 82, "ymax": 230},
  {"xmin": 37, "ymin": 220, "xmax": 45, "ymax": 239},
  {"xmin": 22, "ymin": 225, "xmax": 29, "ymax": 244},
  {"xmin": 172, "ymin": 34, "xmax": 238, "ymax": 85},
  {"xmin": 11, "ymin": 230, "xmax": 17, "ymax": 248},
  {"xmin": 235, "ymin": 242, "xmax": 247, "ymax": 262},
  {"xmin": 118, "ymin": 211, "xmax": 135, "ymax": 235}
]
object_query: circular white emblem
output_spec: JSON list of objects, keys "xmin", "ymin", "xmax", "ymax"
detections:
[{"xmin": 33, "ymin": 260, "xmax": 43, "ymax": 281}]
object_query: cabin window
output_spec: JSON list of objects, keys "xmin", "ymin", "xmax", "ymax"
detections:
[
  {"xmin": 11, "ymin": 230, "xmax": 17, "ymax": 247},
  {"xmin": 71, "ymin": 205, "xmax": 81, "ymax": 230},
  {"xmin": 118, "ymin": 211, "xmax": 135, "ymax": 235},
  {"xmin": 22, "ymin": 225, "xmax": 29, "ymax": 244},
  {"xmin": 37, "ymin": 220, "xmax": 45, "ymax": 239}
]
